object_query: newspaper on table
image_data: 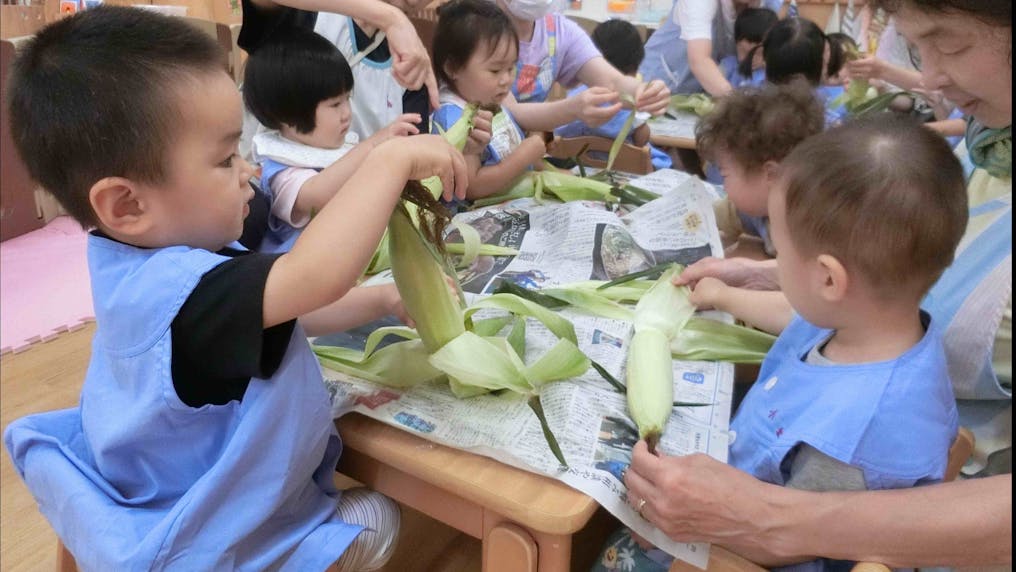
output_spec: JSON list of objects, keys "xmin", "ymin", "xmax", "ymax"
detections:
[
  {"xmin": 321, "ymin": 170, "xmax": 730, "ymax": 569},
  {"xmin": 648, "ymin": 110, "xmax": 700, "ymax": 142}
]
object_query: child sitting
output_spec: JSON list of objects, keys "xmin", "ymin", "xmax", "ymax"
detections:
[
  {"xmin": 431, "ymin": 0, "xmax": 547, "ymax": 202},
  {"xmin": 313, "ymin": 0, "xmax": 432, "ymax": 139},
  {"xmin": 595, "ymin": 116, "xmax": 968, "ymax": 572},
  {"xmin": 695, "ymin": 79, "xmax": 825, "ymax": 256},
  {"xmin": 554, "ymin": 19, "xmax": 673, "ymax": 171},
  {"xmin": 687, "ymin": 115, "xmax": 967, "ymax": 571},
  {"xmin": 720, "ymin": 7, "xmax": 777, "ymax": 88},
  {"xmin": 754, "ymin": 17, "xmax": 849, "ymax": 127},
  {"xmin": 243, "ymin": 28, "xmax": 422, "ymax": 252},
  {"xmin": 3, "ymin": 7, "xmax": 466, "ymax": 570}
]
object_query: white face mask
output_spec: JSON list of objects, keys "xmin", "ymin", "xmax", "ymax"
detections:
[{"xmin": 503, "ymin": 0, "xmax": 556, "ymax": 20}]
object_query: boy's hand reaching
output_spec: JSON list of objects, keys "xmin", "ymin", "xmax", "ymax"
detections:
[
  {"xmin": 518, "ymin": 134, "xmax": 548, "ymax": 167},
  {"xmin": 463, "ymin": 109, "xmax": 493, "ymax": 156},
  {"xmin": 686, "ymin": 276, "xmax": 729, "ymax": 311},
  {"xmin": 395, "ymin": 134, "xmax": 469, "ymax": 201}
]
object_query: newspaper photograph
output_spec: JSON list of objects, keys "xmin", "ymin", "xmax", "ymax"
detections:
[{"xmin": 319, "ymin": 171, "xmax": 732, "ymax": 568}]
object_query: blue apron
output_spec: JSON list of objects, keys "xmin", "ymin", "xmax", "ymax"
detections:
[
  {"xmin": 259, "ymin": 157, "xmax": 312, "ymax": 253},
  {"xmin": 5, "ymin": 235, "xmax": 362, "ymax": 571}
]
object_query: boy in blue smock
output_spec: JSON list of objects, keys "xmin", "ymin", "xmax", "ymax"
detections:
[
  {"xmin": 554, "ymin": 19, "xmax": 673, "ymax": 171},
  {"xmin": 687, "ymin": 116, "xmax": 967, "ymax": 570},
  {"xmin": 3, "ymin": 7, "xmax": 467, "ymax": 571}
]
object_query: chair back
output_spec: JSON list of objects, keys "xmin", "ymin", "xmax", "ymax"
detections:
[{"xmin": 550, "ymin": 135, "xmax": 653, "ymax": 175}]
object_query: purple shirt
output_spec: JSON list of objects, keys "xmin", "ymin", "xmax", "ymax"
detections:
[{"xmin": 516, "ymin": 14, "xmax": 601, "ymax": 98}]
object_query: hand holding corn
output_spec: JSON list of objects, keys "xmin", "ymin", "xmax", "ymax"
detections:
[
  {"xmin": 570, "ymin": 86, "xmax": 623, "ymax": 127},
  {"xmin": 398, "ymin": 134, "xmax": 469, "ymax": 202},
  {"xmin": 462, "ymin": 109, "xmax": 494, "ymax": 156},
  {"xmin": 633, "ymin": 78, "xmax": 670, "ymax": 116}
]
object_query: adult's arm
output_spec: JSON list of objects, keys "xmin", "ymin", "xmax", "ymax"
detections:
[
  {"xmin": 575, "ymin": 57, "xmax": 671, "ymax": 116},
  {"xmin": 687, "ymin": 39, "xmax": 733, "ymax": 96},
  {"xmin": 249, "ymin": 0, "xmax": 439, "ymax": 108},
  {"xmin": 673, "ymin": 256, "xmax": 780, "ymax": 291},
  {"xmin": 504, "ymin": 89, "xmax": 622, "ymax": 131},
  {"xmin": 623, "ymin": 442, "xmax": 1013, "ymax": 567}
]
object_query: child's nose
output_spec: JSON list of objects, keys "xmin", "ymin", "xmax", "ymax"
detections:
[{"xmin": 239, "ymin": 156, "xmax": 256, "ymax": 181}]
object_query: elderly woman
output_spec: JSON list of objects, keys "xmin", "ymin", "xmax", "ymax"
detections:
[{"xmin": 631, "ymin": 0, "xmax": 1011, "ymax": 566}]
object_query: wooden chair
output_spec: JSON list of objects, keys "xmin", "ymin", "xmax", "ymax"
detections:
[
  {"xmin": 667, "ymin": 427, "xmax": 977, "ymax": 572},
  {"xmin": 549, "ymin": 134, "xmax": 654, "ymax": 175}
]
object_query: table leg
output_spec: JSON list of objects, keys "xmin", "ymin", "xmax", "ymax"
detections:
[{"xmin": 482, "ymin": 514, "xmax": 573, "ymax": 572}]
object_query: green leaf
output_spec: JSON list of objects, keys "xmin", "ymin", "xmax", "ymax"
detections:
[
  {"xmin": 590, "ymin": 360, "xmax": 627, "ymax": 394},
  {"xmin": 596, "ymin": 261, "xmax": 674, "ymax": 290},
  {"xmin": 528, "ymin": 395, "xmax": 568, "ymax": 468}
]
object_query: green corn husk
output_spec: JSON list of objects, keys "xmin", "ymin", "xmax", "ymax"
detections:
[
  {"xmin": 669, "ymin": 93, "xmax": 715, "ymax": 117},
  {"xmin": 472, "ymin": 170, "xmax": 619, "ymax": 208}
]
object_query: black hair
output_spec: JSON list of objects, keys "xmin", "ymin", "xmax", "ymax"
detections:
[
  {"xmin": 873, "ymin": 0, "xmax": 1010, "ymax": 28},
  {"xmin": 749, "ymin": 17, "xmax": 827, "ymax": 85},
  {"xmin": 242, "ymin": 28, "xmax": 354, "ymax": 133},
  {"xmin": 734, "ymin": 8, "xmax": 778, "ymax": 44},
  {"xmin": 5, "ymin": 6, "xmax": 226, "ymax": 228},
  {"xmin": 432, "ymin": 0, "xmax": 518, "ymax": 89},
  {"xmin": 825, "ymin": 32, "xmax": 857, "ymax": 78},
  {"xmin": 591, "ymin": 19, "xmax": 644, "ymax": 76}
]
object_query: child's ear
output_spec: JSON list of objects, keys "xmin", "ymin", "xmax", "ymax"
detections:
[
  {"xmin": 815, "ymin": 253, "xmax": 849, "ymax": 303},
  {"xmin": 89, "ymin": 177, "xmax": 154, "ymax": 238}
]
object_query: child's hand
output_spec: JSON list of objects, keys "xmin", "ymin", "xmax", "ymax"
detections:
[
  {"xmin": 518, "ymin": 134, "xmax": 548, "ymax": 167},
  {"xmin": 685, "ymin": 276, "xmax": 729, "ymax": 310},
  {"xmin": 394, "ymin": 135, "xmax": 469, "ymax": 201},
  {"xmin": 845, "ymin": 56, "xmax": 885, "ymax": 81},
  {"xmin": 463, "ymin": 109, "xmax": 494, "ymax": 156},
  {"xmin": 379, "ymin": 283, "xmax": 415, "ymax": 327},
  {"xmin": 372, "ymin": 113, "xmax": 422, "ymax": 144},
  {"xmin": 570, "ymin": 86, "xmax": 622, "ymax": 127},
  {"xmin": 634, "ymin": 79, "xmax": 670, "ymax": 116}
]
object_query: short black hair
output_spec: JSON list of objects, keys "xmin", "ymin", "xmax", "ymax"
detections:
[
  {"xmin": 242, "ymin": 28, "xmax": 354, "ymax": 133},
  {"xmin": 5, "ymin": 6, "xmax": 226, "ymax": 228},
  {"xmin": 761, "ymin": 17, "xmax": 827, "ymax": 85},
  {"xmin": 825, "ymin": 32, "xmax": 857, "ymax": 78},
  {"xmin": 591, "ymin": 19, "xmax": 644, "ymax": 76},
  {"xmin": 734, "ymin": 8, "xmax": 778, "ymax": 44},
  {"xmin": 433, "ymin": 0, "xmax": 518, "ymax": 89}
]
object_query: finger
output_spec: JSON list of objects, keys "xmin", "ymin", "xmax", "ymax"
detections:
[
  {"xmin": 587, "ymin": 102, "xmax": 623, "ymax": 124},
  {"xmin": 425, "ymin": 68, "xmax": 440, "ymax": 111},
  {"xmin": 672, "ymin": 257, "xmax": 716, "ymax": 285},
  {"xmin": 587, "ymin": 89, "xmax": 621, "ymax": 105},
  {"xmin": 628, "ymin": 439, "xmax": 664, "ymax": 486},
  {"xmin": 446, "ymin": 148, "xmax": 469, "ymax": 201}
]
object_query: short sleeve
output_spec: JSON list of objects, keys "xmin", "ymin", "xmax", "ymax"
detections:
[
  {"xmin": 676, "ymin": 0, "xmax": 718, "ymax": 41},
  {"xmin": 171, "ymin": 251, "xmax": 296, "ymax": 407},
  {"xmin": 269, "ymin": 166, "xmax": 317, "ymax": 228},
  {"xmin": 555, "ymin": 16, "xmax": 602, "ymax": 88}
]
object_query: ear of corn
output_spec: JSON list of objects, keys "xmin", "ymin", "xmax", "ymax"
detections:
[{"xmin": 669, "ymin": 93, "xmax": 715, "ymax": 116}]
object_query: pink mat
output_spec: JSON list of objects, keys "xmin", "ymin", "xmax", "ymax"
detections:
[{"xmin": 1, "ymin": 216, "xmax": 93, "ymax": 354}]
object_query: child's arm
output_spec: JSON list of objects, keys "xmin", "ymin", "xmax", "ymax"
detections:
[
  {"xmin": 262, "ymin": 135, "xmax": 467, "ymax": 327},
  {"xmin": 687, "ymin": 277, "xmax": 792, "ymax": 335},
  {"xmin": 250, "ymin": 0, "xmax": 439, "ymax": 108},
  {"xmin": 291, "ymin": 113, "xmax": 421, "ymax": 221},
  {"xmin": 299, "ymin": 283, "xmax": 408, "ymax": 336},
  {"xmin": 466, "ymin": 135, "xmax": 547, "ymax": 199}
]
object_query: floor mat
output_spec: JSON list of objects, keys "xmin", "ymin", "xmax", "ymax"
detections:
[{"xmin": 1, "ymin": 216, "xmax": 92, "ymax": 354}]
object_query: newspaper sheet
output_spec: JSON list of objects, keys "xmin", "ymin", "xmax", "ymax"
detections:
[
  {"xmin": 648, "ymin": 110, "xmax": 700, "ymax": 142},
  {"xmin": 320, "ymin": 170, "xmax": 730, "ymax": 568}
]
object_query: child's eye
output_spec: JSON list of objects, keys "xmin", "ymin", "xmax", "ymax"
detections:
[{"xmin": 220, "ymin": 153, "xmax": 237, "ymax": 168}]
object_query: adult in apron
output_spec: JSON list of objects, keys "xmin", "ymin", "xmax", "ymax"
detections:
[{"xmin": 640, "ymin": 0, "xmax": 782, "ymax": 96}]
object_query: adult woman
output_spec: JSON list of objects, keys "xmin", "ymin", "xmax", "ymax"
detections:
[
  {"xmin": 638, "ymin": 0, "xmax": 782, "ymax": 96},
  {"xmin": 635, "ymin": 0, "xmax": 1011, "ymax": 566}
]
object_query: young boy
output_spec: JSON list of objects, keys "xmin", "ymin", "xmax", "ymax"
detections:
[
  {"xmin": 553, "ymin": 19, "xmax": 673, "ymax": 171},
  {"xmin": 719, "ymin": 7, "xmax": 777, "ymax": 88},
  {"xmin": 3, "ymin": 7, "xmax": 465, "ymax": 570},
  {"xmin": 690, "ymin": 116, "xmax": 966, "ymax": 569},
  {"xmin": 695, "ymin": 79, "xmax": 825, "ymax": 257}
]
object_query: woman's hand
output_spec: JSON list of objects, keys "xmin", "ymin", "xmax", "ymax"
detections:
[
  {"xmin": 569, "ymin": 86, "xmax": 622, "ymax": 127},
  {"xmin": 390, "ymin": 135, "xmax": 469, "ymax": 201},
  {"xmin": 634, "ymin": 79, "xmax": 670, "ymax": 116},
  {"xmin": 623, "ymin": 441, "xmax": 770, "ymax": 547},
  {"xmin": 369, "ymin": 113, "xmax": 422, "ymax": 145},
  {"xmin": 674, "ymin": 257, "xmax": 780, "ymax": 291},
  {"xmin": 384, "ymin": 11, "xmax": 440, "ymax": 109},
  {"xmin": 845, "ymin": 56, "xmax": 885, "ymax": 82},
  {"xmin": 686, "ymin": 276, "xmax": 729, "ymax": 310}
]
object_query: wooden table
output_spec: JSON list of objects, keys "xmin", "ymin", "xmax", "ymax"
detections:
[{"xmin": 335, "ymin": 413, "xmax": 617, "ymax": 572}]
